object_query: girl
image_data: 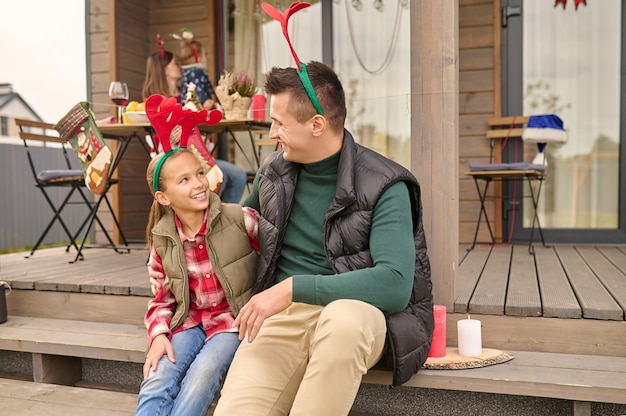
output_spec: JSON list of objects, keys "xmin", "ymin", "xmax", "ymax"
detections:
[
  {"xmin": 141, "ymin": 43, "xmax": 247, "ymax": 204},
  {"xmin": 171, "ymin": 28, "xmax": 217, "ymax": 110},
  {"xmin": 142, "ymin": 50, "xmax": 183, "ymax": 100},
  {"xmin": 134, "ymin": 141, "xmax": 259, "ymax": 415}
]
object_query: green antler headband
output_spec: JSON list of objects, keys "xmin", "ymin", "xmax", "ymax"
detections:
[{"xmin": 261, "ymin": 2, "xmax": 324, "ymax": 115}]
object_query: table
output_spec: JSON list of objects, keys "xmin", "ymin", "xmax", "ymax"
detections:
[
  {"xmin": 465, "ymin": 169, "xmax": 547, "ymax": 254},
  {"xmin": 99, "ymin": 119, "xmax": 272, "ymax": 170},
  {"xmin": 96, "ymin": 119, "xmax": 271, "ymax": 245}
]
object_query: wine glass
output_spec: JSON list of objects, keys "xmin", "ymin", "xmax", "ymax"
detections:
[{"xmin": 108, "ymin": 82, "xmax": 129, "ymax": 123}]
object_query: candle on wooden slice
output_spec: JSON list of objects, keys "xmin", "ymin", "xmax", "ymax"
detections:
[
  {"xmin": 427, "ymin": 305, "xmax": 447, "ymax": 358},
  {"xmin": 457, "ymin": 315, "xmax": 482, "ymax": 357}
]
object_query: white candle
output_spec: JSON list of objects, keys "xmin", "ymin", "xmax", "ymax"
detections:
[{"xmin": 457, "ymin": 316, "xmax": 482, "ymax": 357}]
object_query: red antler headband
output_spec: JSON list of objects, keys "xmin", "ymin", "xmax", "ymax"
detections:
[
  {"xmin": 156, "ymin": 34, "xmax": 166, "ymax": 60},
  {"xmin": 261, "ymin": 2, "xmax": 323, "ymax": 115},
  {"xmin": 145, "ymin": 94, "xmax": 223, "ymax": 192}
]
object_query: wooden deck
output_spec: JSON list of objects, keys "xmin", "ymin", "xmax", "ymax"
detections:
[
  {"xmin": 457, "ymin": 244, "xmax": 626, "ymax": 321},
  {"xmin": 2, "ymin": 244, "xmax": 626, "ymax": 323}
]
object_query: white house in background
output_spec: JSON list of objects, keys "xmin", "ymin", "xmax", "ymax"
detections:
[{"xmin": 0, "ymin": 83, "xmax": 42, "ymax": 143}]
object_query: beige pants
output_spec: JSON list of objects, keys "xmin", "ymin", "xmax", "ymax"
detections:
[{"xmin": 214, "ymin": 299, "xmax": 387, "ymax": 416}]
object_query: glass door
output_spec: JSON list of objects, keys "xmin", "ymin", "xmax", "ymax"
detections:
[{"xmin": 502, "ymin": 0, "xmax": 626, "ymax": 243}]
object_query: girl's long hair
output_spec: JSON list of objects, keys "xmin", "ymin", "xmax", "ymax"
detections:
[
  {"xmin": 145, "ymin": 148, "xmax": 191, "ymax": 246},
  {"xmin": 142, "ymin": 50, "xmax": 176, "ymax": 100}
]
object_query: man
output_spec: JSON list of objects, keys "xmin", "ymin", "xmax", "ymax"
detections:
[{"xmin": 213, "ymin": 61, "xmax": 434, "ymax": 416}]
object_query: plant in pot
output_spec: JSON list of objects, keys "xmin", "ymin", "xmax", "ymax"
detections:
[{"xmin": 215, "ymin": 70, "xmax": 256, "ymax": 120}]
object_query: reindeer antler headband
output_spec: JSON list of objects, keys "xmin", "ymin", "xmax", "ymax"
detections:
[
  {"xmin": 145, "ymin": 94, "xmax": 223, "ymax": 192},
  {"xmin": 262, "ymin": 2, "xmax": 323, "ymax": 115}
]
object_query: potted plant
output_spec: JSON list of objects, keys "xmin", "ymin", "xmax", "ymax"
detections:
[{"xmin": 215, "ymin": 70, "xmax": 256, "ymax": 120}]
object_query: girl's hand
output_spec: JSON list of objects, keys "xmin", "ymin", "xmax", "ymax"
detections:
[
  {"xmin": 148, "ymin": 267, "xmax": 166, "ymax": 295},
  {"xmin": 142, "ymin": 334, "xmax": 175, "ymax": 379}
]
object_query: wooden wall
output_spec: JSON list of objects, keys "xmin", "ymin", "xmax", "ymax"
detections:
[
  {"xmin": 88, "ymin": 0, "xmax": 215, "ymax": 243},
  {"xmin": 89, "ymin": 0, "xmax": 501, "ymax": 244},
  {"xmin": 458, "ymin": 0, "xmax": 500, "ymax": 243}
]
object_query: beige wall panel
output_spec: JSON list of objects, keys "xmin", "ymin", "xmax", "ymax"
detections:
[
  {"xmin": 459, "ymin": 4, "xmax": 493, "ymax": 27},
  {"xmin": 151, "ymin": 6, "xmax": 210, "ymax": 27},
  {"xmin": 91, "ymin": 52, "xmax": 110, "ymax": 72},
  {"xmin": 460, "ymin": 91, "xmax": 494, "ymax": 114},
  {"xmin": 120, "ymin": 179, "xmax": 152, "ymax": 197},
  {"xmin": 91, "ymin": 73, "xmax": 112, "ymax": 97},
  {"xmin": 459, "ymin": 221, "xmax": 493, "ymax": 244},
  {"xmin": 459, "ymin": 177, "xmax": 482, "ymax": 200},
  {"xmin": 460, "ymin": 113, "xmax": 491, "ymax": 137},
  {"xmin": 460, "ymin": 69, "xmax": 494, "ymax": 92},
  {"xmin": 459, "ymin": 26, "xmax": 493, "ymax": 49},
  {"xmin": 460, "ymin": 200, "xmax": 493, "ymax": 223},
  {"xmin": 91, "ymin": 11, "xmax": 109, "ymax": 33},
  {"xmin": 460, "ymin": 134, "xmax": 492, "ymax": 157},
  {"xmin": 151, "ymin": 0, "xmax": 204, "ymax": 8},
  {"xmin": 458, "ymin": 0, "xmax": 495, "ymax": 244},
  {"xmin": 412, "ymin": 0, "xmax": 458, "ymax": 307},
  {"xmin": 459, "ymin": 47, "xmax": 493, "ymax": 71},
  {"xmin": 460, "ymin": 0, "xmax": 492, "ymax": 6},
  {"xmin": 90, "ymin": 0, "xmax": 108, "ymax": 13},
  {"xmin": 90, "ymin": 32, "xmax": 110, "ymax": 54}
]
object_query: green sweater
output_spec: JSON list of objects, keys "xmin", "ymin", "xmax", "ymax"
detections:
[{"xmin": 245, "ymin": 151, "xmax": 415, "ymax": 312}]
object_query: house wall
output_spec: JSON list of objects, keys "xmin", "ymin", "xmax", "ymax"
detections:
[
  {"xmin": 458, "ymin": 0, "xmax": 500, "ymax": 243},
  {"xmin": 88, "ymin": 0, "xmax": 499, "ymax": 245},
  {"xmin": 88, "ymin": 0, "xmax": 214, "ymax": 243}
]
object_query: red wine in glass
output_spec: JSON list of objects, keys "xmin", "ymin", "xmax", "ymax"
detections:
[
  {"xmin": 111, "ymin": 98, "xmax": 128, "ymax": 106},
  {"xmin": 108, "ymin": 82, "xmax": 129, "ymax": 123}
]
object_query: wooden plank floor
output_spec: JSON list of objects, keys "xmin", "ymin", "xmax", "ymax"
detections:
[
  {"xmin": 2, "ymin": 244, "xmax": 626, "ymax": 322},
  {"xmin": 0, "ymin": 378, "xmax": 137, "ymax": 416},
  {"xmin": 457, "ymin": 244, "xmax": 626, "ymax": 321},
  {"xmin": 0, "ymin": 246, "xmax": 152, "ymax": 297}
]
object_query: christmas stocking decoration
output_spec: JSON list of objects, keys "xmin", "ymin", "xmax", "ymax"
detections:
[{"xmin": 55, "ymin": 102, "xmax": 112, "ymax": 195}]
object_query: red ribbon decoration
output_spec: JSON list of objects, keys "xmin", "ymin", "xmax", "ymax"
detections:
[{"xmin": 554, "ymin": 0, "xmax": 587, "ymax": 10}]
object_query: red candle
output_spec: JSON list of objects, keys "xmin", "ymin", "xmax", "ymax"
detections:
[{"xmin": 428, "ymin": 304, "xmax": 447, "ymax": 358}]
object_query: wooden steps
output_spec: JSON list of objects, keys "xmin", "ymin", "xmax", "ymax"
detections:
[
  {"xmin": 0, "ymin": 378, "xmax": 137, "ymax": 416},
  {"xmin": 0, "ymin": 316, "xmax": 145, "ymax": 386},
  {"xmin": 362, "ymin": 351, "xmax": 626, "ymax": 406},
  {"xmin": 2, "ymin": 246, "xmax": 626, "ymax": 415}
]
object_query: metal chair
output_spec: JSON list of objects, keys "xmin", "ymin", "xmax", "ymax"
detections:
[
  {"xmin": 15, "ymin": 118, "xmax": 92, "ymax": 259},
  {"xmin": 55, "ymin": 102, "xmax": 129, "ymax": 263}
]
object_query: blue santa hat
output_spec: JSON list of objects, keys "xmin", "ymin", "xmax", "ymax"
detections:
[
  {"xmin": 522, "ymin": 114, "xmax": 568, "ymax": 144},
  {"xmin": 522, "ymin": 114, "xmax": 567, "ymax": 166}
]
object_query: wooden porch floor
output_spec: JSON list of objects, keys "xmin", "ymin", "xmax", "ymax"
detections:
[
  {"xmin": 1, "ymin": 243, "xmax": 625, "ymax": 323},
  {"xmin": 457, "ymin": 244, "xmax": 626, "ymax": 321}
]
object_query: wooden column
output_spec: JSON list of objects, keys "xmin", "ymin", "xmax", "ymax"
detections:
[{"xmin": 411, "ymin": 1, "xmax": 459, "ymax": 307}]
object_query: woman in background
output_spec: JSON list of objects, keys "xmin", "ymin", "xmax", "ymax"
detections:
[{"xmin": 142, "ymin": 50, "xmax": 247, "ymax": 203}]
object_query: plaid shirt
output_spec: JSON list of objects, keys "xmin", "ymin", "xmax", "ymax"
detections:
[{"xmin": 145, "ymin": 207, "xmax": 259, "ymax": 344}]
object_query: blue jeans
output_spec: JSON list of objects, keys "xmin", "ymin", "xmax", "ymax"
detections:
[
  {"xmin": 135, "ymin": 326, "xmax": 240, "ymax": 416},
  {"xmin": 215, "ymin": 159, "xmax": 246, "ymax": 203}
]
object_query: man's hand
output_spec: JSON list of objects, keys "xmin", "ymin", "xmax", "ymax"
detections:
[
  {"xmin": 235, "ymin": 277, "xmax": 293, "ymax": 343},
  {"xmin": 143, "ymin": 334, "xmax": 175, "ymax": 379}
]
